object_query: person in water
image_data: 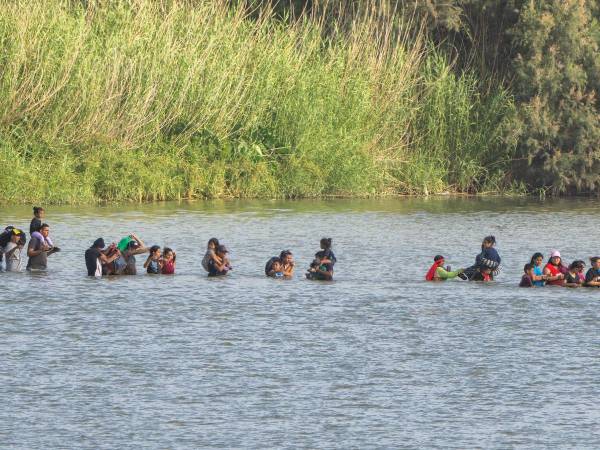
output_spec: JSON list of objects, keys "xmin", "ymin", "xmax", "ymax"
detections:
[
  {"xmin": 530, "ymin": 252, "xmax": 547, "ymax": 287},
  {"xmin": 465, "ymin": 236, "xmax": 501, "ymax": 280},
  {"xmin": 112, "ymin": 234, "xmax": 148, "ymax": 275},
  {"xmin": 280, "ymin": 250, "xmax": 294, "ymax": 278},
  {"xmin": 266, "ymin": 257, "xmax": 284, "ymax": 278},
  {"xmin": 318, "ymin": 238, "xmax": 336, "ymax": 265},
  {"xmin": 26, "ymin": 224, "xmax": 57, "ymax": 271},
  {"xmin": 564, "ymin": 260, "xmax": 585, "ymax": 288},
  {"xmin": 202, "ymin": 238, "xmax": 220, "ymax": 273},
  {"xmin": 306, "ymin": 254, "xmax": 334, "ymax": 281},
  {"xmin": 519, "ymin": 263, "xmax": 535, "ymax": 287},
  {"xmin": 543, "ymin": 251, "xmax": 566, "ymax": 286},
  {"xmin": 584, "ymin": 257, "xmax": 600, "ymax": 287},
  {"xmin": 3, "ymin": 229, "xmax": 26, "ymax": 272},
  {"xmin": 144, "ymin": 245, "xmax": 163, "ymax": 274},
  {"xmin": 470, "ymin": 266, "xmax": 492, "ymax": 282},
  {"xmin": 85, "ymin": 238, "xmax": 119, "ymax": 277},
  {"xmin": 425, "ymin": 255, "xmax": 465, "ymax": 281},
  {"xmin": 161, "ymin": 247, "xmax": 176, "ymax": 274},
  {"xmin": 208, "ymin": 245, "xmax": 231, "ymax": 277},
  {"xmin": 30, "ymin": 207, "xmax": 53, "ymax": 246}
]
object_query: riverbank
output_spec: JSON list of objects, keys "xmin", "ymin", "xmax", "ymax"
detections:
[{"xmin": 0, "ymin": 1, "xmax": 516, "ymax": 205}]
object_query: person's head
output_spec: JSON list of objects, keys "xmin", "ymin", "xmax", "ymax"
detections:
[
  {"xmin": 482, "ymin": 235, "xmax": 496, "ymax": 250},
  {"xmin": 569, "ymin": 260, "xmax": 584, "ymax": 273},
  {"xmin": 149, "ymin": 245, "xmax": 161, "ymax": 258},
  {"xmin": 279, "ymin": 250, "xmax": 293, "ymax": 264},
  {"xmin": 17, "ymin": 232, "xmax": 27, "ymax": 246},
  {"xmin": 163, "ymin": 247, "xmax": 174, "ymax": 260},
  {"xmin": 523, "ymin": 263, "xmax": 534, "ymax": 277},
  {"xmin": 271, "ymin": 257, "xmax": 282, "ymax": 272},
  {"xmin": 591, "ymin": 257, "xmax": 600, "ymax": 270},
  {"xmin": 434, "ymin": 254, "xmax": 445, "ymax": 265},
  {"xmin": 33, "ymin": 206, "xmax": 45, "ymax": 219},
  {"xmin": 549, "ymin": 250, "xmax": 561, "ymax": 266},
  {"xmin": 10, "ymin": 229, "xmax": 22, "ymax": 244},
  {"xmin": 530, "ymin": 252, "xmax": 544, "ymax": 266},
  {"xmin": 208, "ymin": 238, "xmax": 219, "ymax": 250},
  {"xmin": 216, "ymin": 245, "xmax": 228, "ymax": 258},
  {"xmin": 128, "ymin": 240, "xmax": 140, "ymax": 251},
  {"xmin": 320, "ymin": 238, "xmax": 332, "ymax": 251},
  {"xmin": 40, "ymin": 224, "xmax": 49, "ymax": 238},
  {"xmin": 92, "ymin": 238, "xmax": 105, "ymax": 249}
]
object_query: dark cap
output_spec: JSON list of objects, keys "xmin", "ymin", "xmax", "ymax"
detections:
[
  {"xmin": 434, "ymin": 255, "xmax": 445, "ymax": 262},
  {"xmin": 217, "ymin": 245, "xmax": 228, "ymax": 253},
  {"xmin": 128, "ymin": 240, "xmax": 140, "ymax": 249},
  {"xmin": 93, "ymin": 238, "xmax": 105, "ymax": 249}
]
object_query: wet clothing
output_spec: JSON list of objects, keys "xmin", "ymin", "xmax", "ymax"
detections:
[
  {"xmin": 26, "ymin": 236, "xmax": 48, "ymax": 271},
  {"xmin": 471, "ymin": 271, "xmax": 491, "ymax": 282},
  {"xmin": 316, "ymin": 250, "xmax": 336, "ymax": 265},
  {"xmin": 202, "ymin": 249, "xmax": 216, "ymax": 272},
  {"xmin": 162, "ymin": 260, "xmax": 175, "ymax": 275},
  {"xmin": 476, "ymin": 247, "xmax": 501, "ymax": 268},
  {"xmin": 269, "ymin": 271, "xmax": 284, "ymax": 278},
  {"xmin": 208, "ymin": 259, "xmax": 228, "ymax": 277},
  {"xmin": 307, "ymin": 262, "xmax": 333, "ymax": 280},
  {"xmin": 3, "ymin": 242, "xmax": 22, "ymax": 272},
  {"xmin": 125, "ymin": 254, "xmax": 137, "ymax": 275},
  {"xmin": 565, "ymin": 272, "xmax": 583, "ymax": 286},
  {"xmin": 433, "ymin": 267, "xmax": 462, "ymax": 280},
  {"xmin": 85, "ymin": 246, "xmax": 102, "ymax": 276},
  {"xmin": 113, "ymin": 254, "xmax": 127, "ymax": 274},
  {"xmin": 585, "ymin": 268, "xmax": 600, "ymax": 286},
  {"xmin": 146, "ymin": 259, "xmax": 160, "ymax": 274},
  {"xmin": 519, "ymin": 275, "xmax": 534, "ymax": 287},
  {"xmin": 544, "ymin": 263, "xmax": 564, "ymax": 286},
  {"xmin": 532, "ymin": 265, "xmax": 545, "ymax": 287}
]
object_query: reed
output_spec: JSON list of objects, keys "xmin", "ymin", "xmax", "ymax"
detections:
[{"xmin": 0, "ymin": 0, "xmax": 515, "ymax": 204}]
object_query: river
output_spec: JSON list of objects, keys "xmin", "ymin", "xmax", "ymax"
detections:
[{"xmin": 2, "ymin": 198, "xmax": 600, "ymax": 448}]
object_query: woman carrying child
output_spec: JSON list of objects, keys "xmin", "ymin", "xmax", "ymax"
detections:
[{"xmin": 464, "ymin": 236, "xmax": 501, "ymax": 280}]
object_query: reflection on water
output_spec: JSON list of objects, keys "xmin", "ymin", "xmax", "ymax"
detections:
[{"xmin": 1, "ymin": 197, "xmax": 600, "ymax": 448}]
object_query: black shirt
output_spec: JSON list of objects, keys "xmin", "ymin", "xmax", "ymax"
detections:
[
  {"xmin": 565, "ymin": 272, "xmax": 582, "ymax": 285},
  {"xmin": 85, "ymin": 247, "xmax": 101, "ymax": 276},
  {"xmin": 30, "ymin": 218, "xmax": 42, "ymax": 234},
  {"xmin": 208, "ymin": 259, "xmax": 228, "ymax": 277}
]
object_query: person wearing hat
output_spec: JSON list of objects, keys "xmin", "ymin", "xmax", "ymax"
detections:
[
  {"xmin": 3, "ymin": 228, "xmax": 26, "ymax": 272},
  {"xmin": 584, "ymin": 257, "xmax": 600, "ymax": 287},
  {"xmin": 425, "ymin": 255, "xmax": 465, "ymax": 281},
  {"xmin": 544, "ymin": 250, "xmax": 566, "ymax": 286},
  {"xmin": 208, "ymin": 245, "xmax": 231, "ymax": 277},
  {"xmin": 85, "ymin": 238, "xmax": 119, "ymax": 277}
]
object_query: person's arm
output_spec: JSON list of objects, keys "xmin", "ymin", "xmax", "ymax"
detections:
[
  {"xmin": 435, "ymin": 266, "xmax": 464, "ymax": 280},
  {"xmin": 143, "ymin": 255, "xmax": 152, "ymax": 269},
  {"xmin": 283, "ymin": 263, "xmax": 294, "ymax": 277},
  {"xmin": 543, "ymin": 267, "xmax": 564, "ymax": 281},
  {"xmin": 130, "ymin": 234, "xmax": 145, "ymax": 248},
  {"xmin": 130, "ymin": 246, "xmax": 149, "ymax": 256},
  {"xmin": 99, "ymin": 252, "xmax": 119, "ymax": 264},
  {"xmin": 27, "ymin": 240, "xmax": 44, "ymax": 257}
]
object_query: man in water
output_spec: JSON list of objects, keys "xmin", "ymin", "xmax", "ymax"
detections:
[
  {"xmin": 85, "ymin": 238, "xmax": 119, "ymax": 277},
  {"xmin": 26, "ymin": 224, "xmax": 57, "ymax": 271}
]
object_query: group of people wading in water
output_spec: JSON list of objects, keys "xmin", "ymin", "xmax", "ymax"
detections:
[
  {"xmin": 0, "ymin": 207, "xmax": 337, "ymax": 280},
  {"xmin": 426, "ymin": 234, "xmax": 600, "ymax": 288},
  {"xmin": 4, "ymin": 208, "xmax": 599, "ymax": 287}
]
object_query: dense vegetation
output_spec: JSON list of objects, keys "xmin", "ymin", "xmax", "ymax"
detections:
[{"xmin": 0, "ymin": 0, "xmax": 598, "ymax": 203}]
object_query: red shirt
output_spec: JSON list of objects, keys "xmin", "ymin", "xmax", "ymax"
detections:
[{"xmin": 162, "ymin": 260, "xmax": 175, "ymax": 275}]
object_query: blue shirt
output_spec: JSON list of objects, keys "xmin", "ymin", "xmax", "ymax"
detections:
[{"xmin": 533, "ymin": 265, "xmax": 544, "ymax": 286}]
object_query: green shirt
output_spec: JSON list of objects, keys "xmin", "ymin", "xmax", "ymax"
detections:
[{"xmin": 435, "ymin": 266, "xmax": 461, "ymax": 280}]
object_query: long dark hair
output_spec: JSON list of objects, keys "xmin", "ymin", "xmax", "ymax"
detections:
[
  {"xmin": 33, "ymin": 206, "xmax": 44, "ymax": 217},
  {"xmin": 279, "ymin": 250, "xmax": 292, "ymax": 260},
  {"xmin": 149, "ymin": 245, "xmax": 160, "ymax": 255},
  {"xmin": 530, "ymin": 252, "xmax": 543, "ymax": 265}
]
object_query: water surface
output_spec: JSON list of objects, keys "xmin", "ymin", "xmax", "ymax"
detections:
[{"xmin": 1, "ymin": 198, "xmax": 600, "ymax": 448}]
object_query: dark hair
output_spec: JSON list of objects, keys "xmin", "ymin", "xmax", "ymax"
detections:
[
  {"xmin": 481, "ymin": 235, "xmax": 496, "ymax": 251},
  {"xmin": 591, "ymin": 257, "xmax": 600, "ymax": 264},
  {"xmin": 18, "ymin": 233, "xmax": 27, "ymax": 246},
  {"xmin": 271, "ymin": 257, "xmax": 282, "ymax": 265},
  {"xmin": 530, "ymin": 252, "xmax": 543, "ymax": 265},
  {"xmin": 216, "ymin": 245, "xmax": 228, "ymax": 254},
  {"xmin": 93, "ymin": 238, "xmax": 105, "ymax": 249},
  {"xmin": 320, "ymin": 238, "xmax": 332, "ymax": 250},
  {"xmin": 434, "ymin": 255, "xmax": 445, "ymax": 262},
  {"xmin": 33, "ymin": 206, "xmax": 44, "ymax": 216},
  {"xmin": 208, "ymin": 238, "xmax": 219, "ymax": 247},
  {"xmin": 523, "ymin": 263, "xmax": 533, "ymax": 273},
  {"xmin": 40, "ymin": 223, "xmax": 49, "ymax": 230},
  {"xmin": 569, "ymin": 260, "xmax": 585, "ymax": 271},
  {"xmin": 149, "ymin": 245, "xmax": 161, "ymax": 254},
  {"xmin": 163, "ymin": 247, "xmax": 173, "ymax": 254},
  {"xmin": 279, "ymin": 250, "xmax": 292, "ymax": 260}
]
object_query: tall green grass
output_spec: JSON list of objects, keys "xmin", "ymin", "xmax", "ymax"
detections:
[{"xmin": 0, "ymin": 0, "xmax": 515, "ymax": 204}]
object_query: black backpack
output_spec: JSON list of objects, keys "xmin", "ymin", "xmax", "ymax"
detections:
[
  {"xmin": 264, "ymin": 256, "xmax": 277, "ymax": 275},
  {"xmin": 0, "ymin": 226, "xmax": 15, "ymax": 247}
]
